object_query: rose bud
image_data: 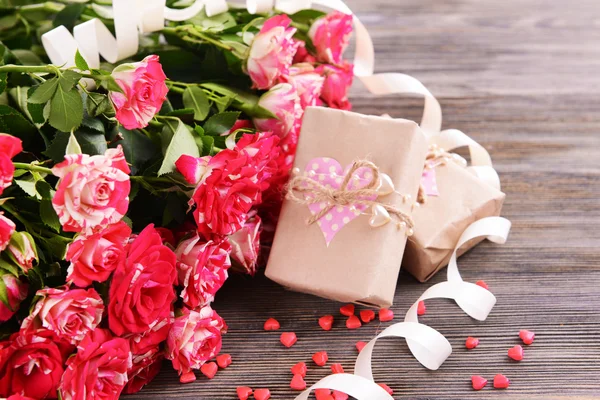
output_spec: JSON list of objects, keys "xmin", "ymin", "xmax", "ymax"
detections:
[
  {"xmin": 109, "ymin": 55, "xmax": 168, "ymax": 130},
  {"xmin": 317, "ymin": 63, "xmax": 354, "ymax": 111},
  {"xmin": 247, "ymin": 15, "xmax": 299, "ymax": 90},
  {"xmin": 253, "ymin": 83, "xmax": 303, "ymax": 139},
  {"xmin": 228, "ymin": 215, "xmax": 262, "ymax": 276},
  {"xmin": 52, "ymin": 146, "xmax": 130, "ymax": 234},
  {"xmin": 175, "ymin": 155, "xmax": 213, "ymax": 186},
  {"xmin": 309, "ymin": 11, "xmax": 353, "ymax": 65},
  {"xmin": 7, "ymin": 232, "xmax": 37, "ymax": 273},
  {"xmin": 0, "ymin": 275, "xmax": 28, "ymax": 322},
  {"xmin": 0, "ymin": 213, "xmax": 15, "ymax": 252}
]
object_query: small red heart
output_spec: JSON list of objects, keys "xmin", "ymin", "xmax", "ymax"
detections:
[
  {"xmin": 319, "ymin": 315, "xmax": 334, "ymax": 331},
  {"xmin": 330, "ymin": 363, "xmax": 344, "ymax": 374},
  {"xmin": 216, "ymin": 354, "xmax": 231, "ymax": 369},
  {"xmin": 263, "ymin": 318, "xmax": 280, "ymax": 331},
  {"xmin": 377, "ymin": 383, "xmax": 393, "ymax": 395},
  {"xmin": 290, "ymin": 374, "xmax": 307, "ymax": 391},
  {"xmin": 508, "ymin": 345, "xmax": 523, "ymax": 361},
  {"xmin": 315, "ymin": 389, "xmax": 333, "ymax": 400},
  {"xmin": 379, "ymin": 308, "xmax": 394, "ymax": 322},
  {"xmin": 360, "ymin": 310, "xmax": 375, "ymax": 323},
  {"xmin": 475, "ymin": 280, "xmax": 489, "ymax": 290},
  {"xmin": 200, "ymin": 362, "xmax": 217, "ymax": 379},
  {"xmin": 471, "ymin": 375, "xmax": 488, "ymax": 390},
  {"xmin": 356, "ymin": 341, "xmax": 367, "ymax": 353},
  {"xmin": 290, "ymin": 361, "xmax": 307, "ymax": 377},
  {"xmin": 465, "ymin": 336, "xmax": 480, "ymax": 349},
  {"xmin": 519, "ymin": 329, "xmax": 535, "ymax": 345},
  {"xmin": 346, "ymin": 315, "xmax": 361, "ymax": 329},
  {"xmin": 280, "ymin": 332, "xmax": 297, "ymax": 348},
  {"xmin": 254, "ymin": 388, "xmax": 271, "ymax": 400},
  {"xmin": 179, "ymin": 371, "xmax": 196, "ymax": 384},
  {"xmin": 236, "ymin": 386, "xmax": 253, "ymax": 400},
  {"xmin": 332, "ymin": 391, "xmax": 349, "ymax": 400},
  {"xmin": 417, "ymin": 301, "xmax": 427, "ymax": 316},
  {"xmin": 312, "ymin": 351, "xmax": 328, "ymax": 366},
  {"xmin": 493, "ymin": 374, "xmax": 510, "ymax": 389},
  {"xmin": 340, "ymin": 304, "xmax": 355, "ymax": 317}
]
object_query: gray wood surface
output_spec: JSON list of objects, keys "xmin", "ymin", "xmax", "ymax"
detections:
[{"xmin": 129, "ymin": 0, "xmax": 600, "ymax": 398}]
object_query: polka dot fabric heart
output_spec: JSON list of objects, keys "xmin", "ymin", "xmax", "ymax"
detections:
[
  {"xmin": 421, "ymin": 168, "xmax": 439, "ymax": 196},
  {"xmin": 304, "ymin": 157, "xmax": 376, "ymax": 246}
]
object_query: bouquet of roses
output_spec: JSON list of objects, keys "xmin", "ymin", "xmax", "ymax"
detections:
[{"xmin": 0, "ymin": 2, "xmax": 355, "ymax": 399}]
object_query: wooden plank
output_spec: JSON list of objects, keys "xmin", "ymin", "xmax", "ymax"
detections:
[{"xmin": 130, "ymin": 0, "xmax": 600, "ymax": 398}]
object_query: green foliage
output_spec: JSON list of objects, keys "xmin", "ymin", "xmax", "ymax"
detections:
[
  {"xmin": 182, "ymin": 86, "xmax": 210, "ymax": 121},
  {"xmin": 289, "ymin": 9, "xmax": 327, "ymax": 25},
  {"xmin": 48, "ymin": 85, "xmax": 83, "ymax": 132},
  {"xmin": 158, "ymin": 120, "xmax": 200, "ymax": 176},
  {"xmin": 28, "ymin": 78, "xmax": 58, "ymax": 104},
  {"xmin": 53, "ymin": 3, "xmax": 86, "ymax": 31},
  {"xmin": 36, "ymin": 180, "xmax": 61, "ymax": 233},
  {"xmin": 86, "ymin": 92, "xmax": 114, "ymax": 117},
  {"xmin": 0, "ymin": 104, "xmax": 37, "ymax": 146},
  {"xmin": 44, "ymin": 117, "xmax": 108, "ymax": 162},
  {"xmin": 203, "ymin": 111, "xmax": 240, "ymax": 137},
  {"xmin": 107, "ymin": 126, "xmax": 159, "ymax": 175},
  {"xmin": 75, "ymin": 49, "xmax": 90, "ymax": 71}
]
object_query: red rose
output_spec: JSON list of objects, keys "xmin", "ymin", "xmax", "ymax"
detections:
[
  {"xmin": 123, "ymin": 347, "xmax": 163, "ymax": 394},
  {"xmin": 155, "ymin": 227, "xmax": 176, "ymax": 247},
  {"xmin": 66, "ymin": 221, "xmax": 131, "ymax": 287},
  {"xmin": 108, "ymin": 224, "xmax": 177, "ymax": 336},
  {"xmin": 0, "ymin": 329, "xmax": 72, "ymax": 399},
  {"xmin": 59, "ymin": 329, "xmax": 132, "ymax": 400},
  {"xmin": 0, "ymin": 213, "xmax": 15, "ymax": 252},
  {"xmin": 0, "ymin": 134, "xmax": 22, "ymax": 196},
  {"xmin": 128, "ymin": 311, "xmax": 173, "ymax": 356}
]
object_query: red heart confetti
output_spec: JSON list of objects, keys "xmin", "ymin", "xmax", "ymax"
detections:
[
  {"xmin": 519, "ymin": 329, "xmax": 535, "ymax": 345},
  {"xmin": 471, "ymin": 375, "xmax": 488, "ymax": 390},
  {"xmin": 216, "ymin": 354, "xmax": 231, "ymax": 369},
  {"xmin": 315, "ymin": 389, "xmax": 333, "ymax": 400},
  {"xmin": 360, "ymin": 310, "xmax": 375, "ymax": 323},
  {"xmin": 331, "ymin": 363, "xmax": 344, "ymax": 374},
  {"xmin": 508, "ymin": 345, "xmax": 524, "ymax": 361},
  {"xmin": 179, "ymin": 371, "xmax": 196, "ymax": 384},
  {"xmin": 332, "ymin": 391, "xmax": 349, "ymax": 400},
  {"xmin": 493, "ymin": 374, "xmax": 510, "ymax": 389},
  {"xmin": 340, "ymin": 304, "xmax": 355, "ymax": 317},
  {"xmin": 475, "ymin": 280, "xmax": 489, "ymax": 290},
  {"xmin": 378, "ymin": 308, "xmax": 394, "ymax": 322},
  {"xmin": 236, "ymin": 386, "xmax": 253, "ymax": 400},
  {"xmin": 417, "ymin": 301, "xmax": 427, "ymax": 316},
  {"xmin": 356, "ymin": 341, "xmax": 367, "ymax": 352},
  {"xmin": 290, "ymin": 374, "xmax": 307, "ymax": 391},
  {"xmin": 346, "ymin": 315, "xmax": 362, "ymax": 329},
  {"xmin": 377, "ymin": 383, "xmax": 393, "ymax": 395},
  {"xmin": 291, "ymin": 362, "xmax": 307, "ymax": 377},
  {"xmin": 312, "ymin": 351, "xmax": 329, "ymax": 366},
  {"xmin": 465, "ymin": 337, "xmax": 480, "ymax": 349},
  {"xmin": 263, "ymin": 318, "xmax": 280, "ymax": 331},
  {"xmin": 280, "ymin": 332, "xmax": 297, "ymax": 348},
  {"xmin": 319, "ymin": 315, "xmax": 334, "ymax": 331},
  {"xmin": 254, "ymin": 388, "xmax": 271, "ymax": 400},
  {"xmin": 200, "ymin": 362, "xmax": 217, "ymax": 379}
]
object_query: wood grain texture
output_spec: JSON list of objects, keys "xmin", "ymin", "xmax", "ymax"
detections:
[{"xmin": 129, "ymin": 0, "xmax": 600, "ymax": 398}]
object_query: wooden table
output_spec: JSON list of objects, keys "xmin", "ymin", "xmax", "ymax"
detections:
[{"xmin": 131, "ymin": 0, "xmax": 600, "ymax": 398}]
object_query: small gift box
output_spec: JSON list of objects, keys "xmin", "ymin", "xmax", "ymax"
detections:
[
  {"xmin": 265, "ymin": 107, "xmax": 428, "ymax": 308},
  {"xmin": 402, "ymin": 147, "xmax": 506, "ymax": 282}
]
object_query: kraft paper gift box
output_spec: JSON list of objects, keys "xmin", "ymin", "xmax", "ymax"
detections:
[
  {"xmin": 265, "ymin": 107, "xmax": 428, "ymax": 308},
  {"xmin": 402, "ymin": 160, "xmax": 506, "ymax": 282}
]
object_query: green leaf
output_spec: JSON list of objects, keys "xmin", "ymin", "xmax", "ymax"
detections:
[
  {"xmin": 15, "ymin": 179, "xmax": 39, "ymax": 198},
  {"xmin": 182, "ymin": 86, "xmax": 210, "ymax": 121},
  {"xmin": 53, "ymin": 3, "xmax": 86, "ymax": 31},
  {"xmin": 9, "ymin": 87, "xmax": 44, "ymax": 127},
  {"xmin": 0, "ymin": 104, "xmax": 37, "ymax": 147},
  {"xmin": 86, "ymin": 92, "xmax": 114, "ymax": 117},
  {"xmin": 0, "ymin": 73, "xmax": 6, "ymax": 95},
  {"xmin": 0, "ymin": 256, "xmax": 20, "ymax": 278},
  {"xmin": 107, "ymin": 126, "xmax": 158, "ymax": 175},
  {"xmin": 74, "ymin": 49, "xmax": 90, "ymax": 71},
  {"xmin": 167, "ymin": 108, "xmax": 195, "ymax": 117},
  {"xmin": 66, "ymin": 131, "xmax": 82, "ymax": 155},
  {"xmin": 158, "ymin": 121, "xmax": 200, "ymax": 176},
  {"xmin": 28, "ymin": 78, "xmax": 59, "ymax": 104},
  {"xmin": 100, "ymin": 75, "xmax": 124, "ymax": 94},
  {"xmin": 35, "ymin": 180, "xmax": 53, "ymax": 199},
  {"xmin": 48, "ymin": 86, "xmax": 83, "ymax": 132},
  {"xmin": 0, "ymin": 277, "xmax": 9, "ymax": 310},
  {"xmin": 0, "ymin": 15, "xmax": 18, "ymax": 31},
  {"xmin": 59, "ymin": 70, "xmax": 82, "ymax": 92},
  {"xmin": 40, "ymin": 200, "xmax": 61, "ymax": 232},
  {"xmin": 203, "ymin": 111, "xmax": 240, "ymax": 137},
  {"xmin": 26, "ymin": 87, "xmax": 46, "ymax": 125},
  {"xmin": 290, "ymin": 9, "xmax": 327, "ymax": 25},
  {"xmin": 201, "ymin": 135, "xmax": 215, "ymax": 156},
  {"xmin": 44, "ymin": 123, "xmax": 108, "ymax": 163},
  {"xmin": 11, "ymin": 50, "xmax": 42, "ymax": 66}
]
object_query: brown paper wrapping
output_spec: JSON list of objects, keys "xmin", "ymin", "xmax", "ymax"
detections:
[
  {"xmin": 402, "ymin": 162, "xmax": 505, "ymax": 282},
  {"xmin": 265, "ymin": 107, "xmax": 428, "ymax": 308}
]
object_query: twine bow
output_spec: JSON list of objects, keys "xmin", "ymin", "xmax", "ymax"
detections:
[
  {"xmin": 286, "ymin": 160, "xmax": 414, "ymax": 231},
  {"xmin": 417, "ymin": 145, "xmax": 469, "ymax": 205}
]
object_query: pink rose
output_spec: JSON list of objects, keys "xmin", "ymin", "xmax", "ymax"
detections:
[
  {"xmin": 175, "ymin": 235, "xmax": 231, "ymax": 308},
  {"xmin": 0, "ymin": 134, "xmax": 22, "ymax": 196},
  {"xmin": 123, "ymin": 347, "xmax": 163, "ymax": 394},
  {"xmin": 228, "ymin": 214, "xmax": 262, "ymax": 276},
  {"xmin": 21, "ymin": 286, "xmax": 104, "ymax": 345},
  {"xmin": 110, "ymin": 55, "xmax": 168, "ymax": 130},
  {"xmin": 253, "ymin": 83, "xmax": 303, "ymax": 139},
  {"xmin": 284, "ymin": 64, "xmax": 325, "ymax": 109},
  {"xmin": 52, "ymin": 146, "xmax": 130, "ymax": 234},
  {"xmin": 317, "ymin": 63, "xmax": 354, "ymax": 110},
  {"xmin": 0, "ymin": 275, "xmax": 28, "ymax": 322},
  {"xmin": 6, "ymin": 232, "xmax": 37, "ymax": 273},
  {"xmin": 166, "ymin": 305, "xmax": 227, "ymax": 382},
  {"xmin": 0, "ymin": 213, "xmax": 15, "ymax": 252},
  {"xmin": 175, "ymin": 155, "xmax": 213, "ymax": 186},
  {"xmin": 0, "ymin": 329, "xmax": 72, "ymax": 399},
  {"xmin": 247, "ymin": 15, "xmax": 300, "ymax": 90},
  {"xmin": 66, "ymin": 221, "xmax": 131, "ymax": 287},
  {"xmin": 59, "ymin": 329, "xmax": 132, "ymax": 400},
  {"xmin": 309, "ymin": 11, "xmax": 353, "ymax": 64},
  {"xmin": 292, "ymin": 40, "xmax": 316, "ymax": 64},
  {"xmin": 128, "ymin": 311, "xmax": 173, "ymax": 356},
  {"xmin": 108, "ymin": 224, "xmax": 177, "ymax": 336}
]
